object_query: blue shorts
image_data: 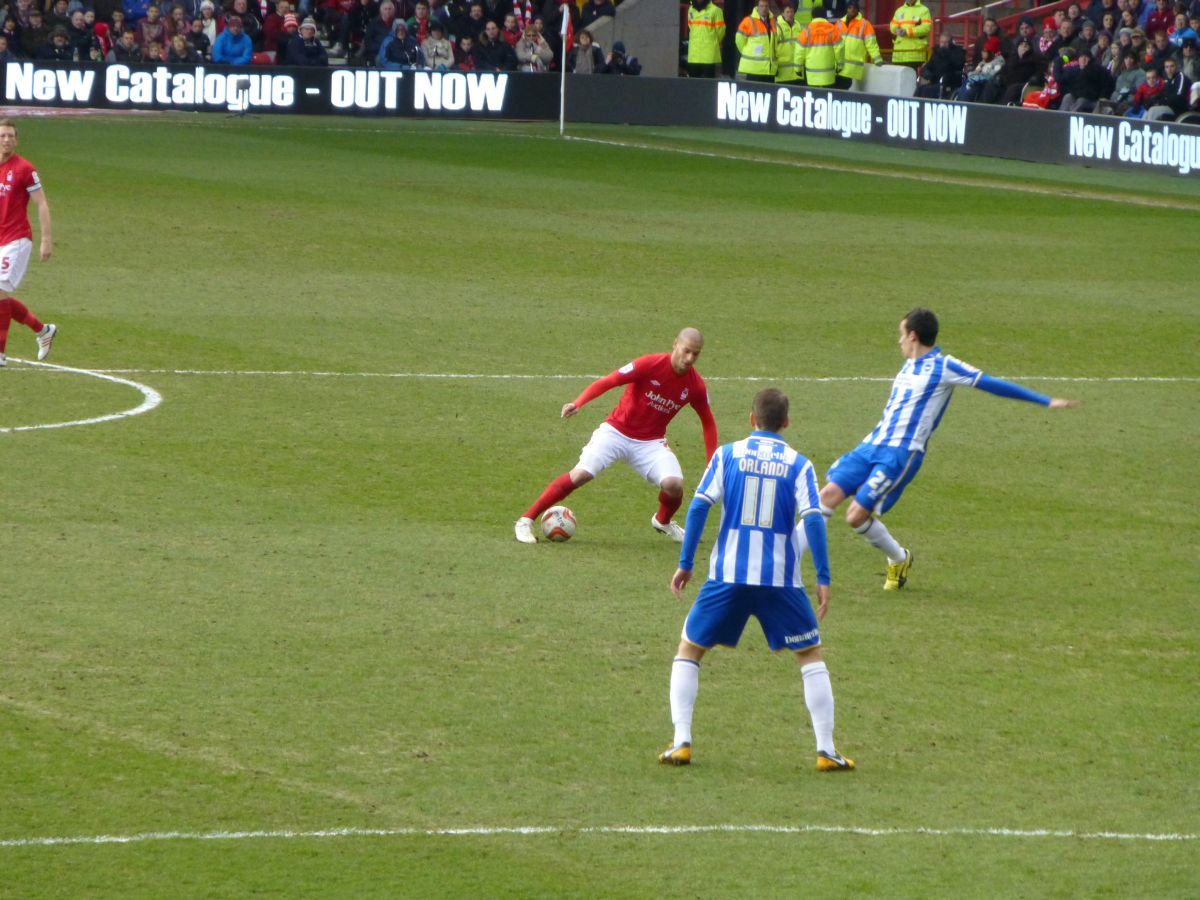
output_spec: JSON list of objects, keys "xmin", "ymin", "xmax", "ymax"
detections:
[
  {"xmin": 827, "ymin": 443, "xmax": 924, "ymax": 515},
  {"xmin": 683, "ymin": 580, "xmax": 821, "ymax": 652}
]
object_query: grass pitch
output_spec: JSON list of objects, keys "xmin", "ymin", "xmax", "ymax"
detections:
[{"xmin": 1, "ymin": 114, "xmax": 1197, "ymax": 898}]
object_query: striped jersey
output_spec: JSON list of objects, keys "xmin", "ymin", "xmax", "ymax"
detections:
[
  {"xmin": 864, "ymin": 347, "xmax": 981, "ymax": 452},
  {"xmin": 694, "ymin": 431, "xmax": 822, "ymax": 588}
]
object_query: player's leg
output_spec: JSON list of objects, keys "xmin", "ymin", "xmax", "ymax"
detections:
[
  {"xmin": 660, "ymin": 581, "xmax": 750, "ymax": 765},
  {"xmin": 795, "ymin": 645, "xmax": 854, "ymax": 771},
  {"xmin": 515, "ymin": 426, "xmax": 617, "ymax": 542},
  {"xmin": 849, "ymin": 451, "xmax": 922, "ymax": 589},
  {"xmin": 0, "ymin": 239, "xmax": 53, "ymax": 361},
  {"xmin": 639, "ymin": 441, "xmax": 686, "ymax": 542},
  {"xmin": 661, "ymin": 638, "xmax": 705, "ymax": 765}
]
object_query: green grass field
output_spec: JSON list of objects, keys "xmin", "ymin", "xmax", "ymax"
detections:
[{"xmin": 1, "ymin": 114, "xmax": 1197, "ymax": 898}]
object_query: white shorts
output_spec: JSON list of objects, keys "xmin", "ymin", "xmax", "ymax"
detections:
[
  {"xmin": 576, "ymin": 422, "xmax": 684, "ymax": 486},
  {"xmin": 0, "ymin": 238, "xmax": 32, "ymax": 293}
]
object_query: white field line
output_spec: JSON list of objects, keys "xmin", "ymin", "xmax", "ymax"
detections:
[
  {"xmin": 564, "ymin": 135, "xmax": 1200, "ymax": 212},
  {"xmin": 18, "ymin": 368, "xmax": 1200, "ymax": 384},
  {"xmin": 1, "ymin": 822, "xmax": 1194, "ymax": 849},
  {"xmin": 0, "ymin": 359, "xmax": 162, "ymax": 433}
]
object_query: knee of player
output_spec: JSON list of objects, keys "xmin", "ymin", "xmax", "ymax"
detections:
[
  {"xmin": 845, "ymin": 504, "xmax": 871, "ymax": 528},
  {"xmin": 660, "ymin": 477, "xmax": 684, "ymax": 497}
]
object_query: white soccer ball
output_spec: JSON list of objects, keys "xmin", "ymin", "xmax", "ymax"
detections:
[{"xmin": 541, "ymin": 506, "xmax": 577, "ymax": 542}]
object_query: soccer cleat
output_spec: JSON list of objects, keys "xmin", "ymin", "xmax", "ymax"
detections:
[
  {"xmin": 36, "ymin": 323, "xmax": 56, "ymax": 361},
  {"xmin": 514, "ymin": 517, "xmax": 537, "ymax": 544},
  {"xmin": 658, "ymin": 742, "xmax": 692, "ymax": 766},
  {"xmin": 651, "ymin": 515, "xmax": 685, "ymax": 543},
  {"xmin": 816, "ymin": 750, "xmax": 855, "ymax": 772},
  {"xmin": 883, "ymin": 549, "xmax": 913, "ymax": 591}
]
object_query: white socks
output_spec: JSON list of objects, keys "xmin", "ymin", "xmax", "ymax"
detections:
[
  {"xmin": 801, "ymin": 661, "xmax": 836, "ymax": 755},
  {"xmin": 669, "ymin": 657, "xmax": 700, "ymax": 747},
  {"xmin": 855, "ymin": 517, "xmax": 905, "ymax": 564}
]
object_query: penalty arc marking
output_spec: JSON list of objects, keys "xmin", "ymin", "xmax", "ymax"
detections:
[{"xmin": 0, "ymin": 358, "xmax": 162, "ymax": 433}]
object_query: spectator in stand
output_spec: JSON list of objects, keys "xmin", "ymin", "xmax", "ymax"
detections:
[
  {"xmin": 164, "ymin": 4, "xmax": 188, "ymax": 39},
  {"xmin": 187, "ymin": 17, "xmax": 211, "ymax": 56},
  {"xmin": 422, "ymin": 19, "xmax": 453, "ymax": 67},
  {"xmin": 972, "ymin": 17, "xmax": 1011, "ymax": 62},
  {"xmin": 285, "ymin": 15, "xmax": 329, "ymax": 62},
  {"xmin": 998, "ymin": 36, "xmax": 1042, "ymax": 104},
  {"xmin": 1057, "ymin": 45, "xmax": 1115, "ymax": 109},
  {"xmin": 1181, "ymin": 36, "xmax": 1200, "ymax": 79},
  {"xmin": 137, "ymin": 3, "xmax": 166, "ymax": 45},
  {"xmin": 145, "ymin": 38, "xmax": 166, "ymax": 59},
  {"xmin": 498, "ymin": 11, "xmax": 519, "ymax": 45},
  {"xmin": 1099, "ymin": 11, "xmax": 1118, "ymax": 35},
  {"xmin": 1015, "ymin": 16, "xmax": 1037, "ymax": 47},
  {"xmin": 1100, "ymin": 49, "xmax": 1146, "ymax": 109},
  {"xmin": 20, "ymin": 9, "xmax": 48, "ymax": 57},
  {"xmin": 480, "ymin": 0, "xmax": 506, "ymax": 26},
  {"xmin": 686, "ymin": 0, "xmax": 725, "ymax": 79},
  {"xmin": 227, "ymin": 0, "xmax": 261, "ymax": 47},
  {"xmin": 736, "ymin": 0, "xmax": 778, "ymax": 83},
  {"xmin": 474, "ymin": 18, "xmax": 517, "ymax": 69},
  {"xmin": 261, "ymin": 0, "xmax": 289, "ymax": 55},
  {"xmin": 568, "ymin": 26, "xmax": 606, "ymax": 72},
  {"xmin": 211, "ymin": 12, "xmax": 252, "ymax": 61},
  {"xmin": 601, "ymin": 39, "xmax": 640, "ymax": 74},
  {"xmin": 1089, "ymin": 0, "xmax": 1120, "ymax": 27},
  {"xmin": 48, "ymin": 0, "xmax": 71, "ymax": 30},
  {"xmin": 66, "ymin": 8, "xmax": 92, "ymax": 57},
  {"xmin": 514, "ymin": 18, "xmax": 551, "ymax": 70},
  {"xmin": 462, "ymin": 1, "xmax": 486, "ymax": 39},
  {"xmin": 1146, "ymin": 54, "xmax": 1193, "ymax": 114},
  {"xmin": 1144, "ymin": 0, "xmax": 1174, "ymax": 37},
  {"xmin": 456, "ymin": 32, "xmax": 476, "ymax": 67},
  {"xmin": 1170, "ymin": 12, "xmax": 1197, "ymax": 45},
  {"xmin": 1149, "ymin": 27, "xmax": 1178, "ymax": 63},
  {"xmin": 363, "ymin": 0, "xmax": 397, "ymax": 59},
  {"xmin": 917, "ymin": 29, "xmax": 964, "ymax": 97},
  {"xmin": 1095, "ymin": 28, "xmax": 1116, "ymax": 65},
  {"xmin": 198, "ymin": 0, "xmax": 221, "ymax": 46},
  {"xmin": 1066, "ymin": 2, "xmax": 1086, "ymax": 32},
  {"xmin": 1049, "ymin": 19, "xmax": 1075, "ymax": 57},
  {"xmin": 0, "ymin": 35, "xmax": 14, "ymax": 64},
  {"xmin": 959, "ymin": 35, "xmax": 1004, "ymax": 101},
  {"xmin": 36, "ymin": 26, "xmax": 74, "ymax": 59},
  {"xmin": 1071, "ymin": 18, "xmax": 1098, "ymax": 54},
  {"xmin": 379, "ymin": 17, "xmax": 423, "ymax": 66},
  {"xmin": 1022, "ymin": 58, "xmax": 1061, "ymax": 107},
  {"xmin": 578, "ymin": 0, "xmax": 614, "ymax": 32},
  {"xmin": 1126, "ymin": 62, "xmax": 1165, "ymax": 113},
  {"xmin": 836, "ymin": 0, "xmax": 882, "ymax": 88},
  {"xmin": 542, "ymin": 0, "xmax": 577, "ymax": 70},
  {"xmin": 166, "ymin": 30, "xmax": 201, "ymax": 59},
  {"xmin": 427, "ymin": 0, "xmax": 451, "ymax": 30},
  {"xmin": 1, "ymin": 21, "xmax": 22, "ymax": 60},
  {"xmin": 1119, "ymin": 8, "xmax": 1138, "ymax": 30},
  {"xmin": 1130, "ymin": 25, "xmax": 1151, "ymax": 60},
  {"xmin": 107, "ymin": 24, "xmax": 143, "ymax": 58},
  {"xmin": 408, "ymin": 0, "xmax": 436, "ymax": 43},
  {"xmin": 889, "ymin": 0, "xmax": 931, "ymax": 71}
]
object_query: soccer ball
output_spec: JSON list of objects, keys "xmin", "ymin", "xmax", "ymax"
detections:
[{"xmin": 541, "ymin": 506, "xmax": 577, "ymax": 542}]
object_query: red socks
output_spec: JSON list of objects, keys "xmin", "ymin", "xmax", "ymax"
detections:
[
  {"xmin": 0, "ymin": 298, "xmax": 41, "ymax": 352},
  {"xmin": 656, "ymin": 489, "xmax": 683, "ymax": 525},
  {"xmin": 524, "ymin": 472, "xmax": 576, "ymax": 522}
]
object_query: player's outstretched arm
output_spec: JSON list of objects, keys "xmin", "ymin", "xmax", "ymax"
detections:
[{"xmin": 561, "ymin": 402, "xmax": 578, "ymax": 418}]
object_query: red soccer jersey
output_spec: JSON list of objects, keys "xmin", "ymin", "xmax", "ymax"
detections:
[
  {"xmin": 573, "ymin": 353, "xmax": 718, "ymax": 457},
  {"xmin": 0, "ymin": 154, "xmax": 39, "ymax": 245}
]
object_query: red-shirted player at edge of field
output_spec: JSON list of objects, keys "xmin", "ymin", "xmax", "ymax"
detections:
[
  {"xmin": 0, "ymin": 118, "xmax": 56, "ymax": 368},
  {"xmin": 515, "ymin": 328, "xmax": 719, "ymax": 545}
]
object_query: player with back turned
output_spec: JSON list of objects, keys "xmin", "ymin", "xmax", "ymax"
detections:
[
  {"xmin": 514, "ymin": 328, "xmax": 719, "ymax": 545},
  {"xmin": 819, "ymin": 308, "xmax": 1079, "ymax": 590},
  {"xmin": 0, "ymin": 117, "xmax": 57, "ymax": 368},
  {"xmin": 660, "ymin": 388, "xmax": 854, "ymax": 772}
]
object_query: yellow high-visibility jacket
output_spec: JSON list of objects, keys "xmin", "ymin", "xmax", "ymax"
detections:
[
  {"xmin": 837, "ymin": 12, "xmax": 882, "ymax": 81},
  {"xmin": 796, "ymin": 17, "xmax": 844, "ymax": 86},
  {"xmin": 735, "ymin": 9, "xmax": 778, "ymax": 76},
  {"xmin": 890, "ymin": 0, "xmax": 932, "ymax": 64},
  {"xmin": 687, "ymin": 2, "xmax": 725, "ymax": 65}
]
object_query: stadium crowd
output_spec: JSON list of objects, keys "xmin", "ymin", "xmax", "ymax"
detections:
[
  {"xmin": 685, "ymin": 0, "xmax": 1200, "ymax": 120},
  {"xmin": 0, "ymin": 0, "xmax": 641, "ymax": 72}
]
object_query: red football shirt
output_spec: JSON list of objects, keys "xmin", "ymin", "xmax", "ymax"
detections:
[
  {"xmin": 573, "ymin": 353, "xmax": 718, "ymax": 458},
  {"xmin": 0, "ymin": 154, "xmax": 40, "ymax": 245}
]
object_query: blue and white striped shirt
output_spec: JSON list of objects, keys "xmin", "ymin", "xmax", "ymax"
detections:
[
  {"xmin": 865, "ymin": 347, "xmax": 983, "ymax": 453},
  {"xmin": 688, "ymin": 431, "xmax": 823, "ymax": 588}
]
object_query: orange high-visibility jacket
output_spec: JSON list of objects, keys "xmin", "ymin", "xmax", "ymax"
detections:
[
  {"xmin": 796, "ymin": 17, "xmax": 844, "ymax": 86},
  {"xmin": 735, "ymin": 9, "xmax": 778, "ymax": 76},
  {"xmin": 837, "ymin": 13, "xmax": 882, "ymax": 81}
]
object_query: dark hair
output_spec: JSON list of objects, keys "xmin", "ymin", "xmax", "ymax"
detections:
[
  {"xmin": 753, "ymin": 388, "xmax": 789, "ymax": 433},
  {"xmin": 903, "ymin": 308, "xmax": 939, "ymax": 346}
]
